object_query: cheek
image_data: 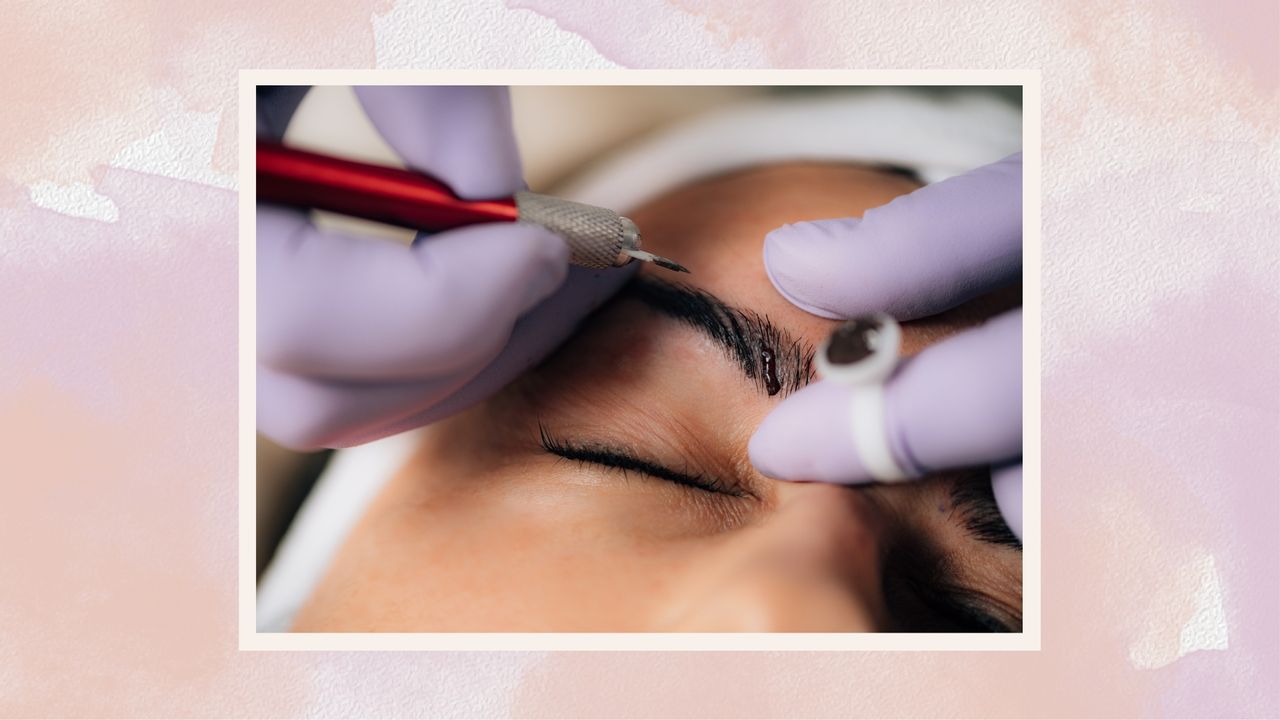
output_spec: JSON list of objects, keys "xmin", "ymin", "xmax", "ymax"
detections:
[
  {"xmin": 366, "ymin": 474, "xmax": 750, "ymax": 630},
  {"xmin": 652, "ymin": 486, "xmax": 891, "ymax": 632}
]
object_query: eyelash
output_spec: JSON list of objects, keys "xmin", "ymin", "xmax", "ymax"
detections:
[{"xmin": 537, "ymin": 423, "xmax": 749, "ymax": 499}]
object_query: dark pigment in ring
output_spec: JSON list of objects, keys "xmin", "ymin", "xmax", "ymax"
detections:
[
  {"xmin": 760, "ymin": 346, "xmax": 781, "ymax": 396},
  {"xmin": 826, "ymin": 317, "xmax": 881, "ymax": 365}
]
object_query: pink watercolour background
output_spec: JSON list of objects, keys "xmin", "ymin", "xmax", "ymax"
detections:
[{"xmin": 1, "ymin": 1, "xmax": 1277, "ymax": 716}]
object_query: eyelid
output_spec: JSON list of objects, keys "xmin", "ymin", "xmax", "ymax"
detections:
[
  {"xmin": 537, "ymin": 423, "xmax": 752, "ymax": 499},
  {"xmin": 927, "ymin": 582, "xmax": 1019, "ymax": 632},
  {"xmin": 892, "ymin": 562, "xmax": 1019, "ymax": 633}
]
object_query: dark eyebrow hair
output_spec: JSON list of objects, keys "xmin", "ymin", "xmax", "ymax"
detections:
[
  {"xmin": 620, "ymin": 276, "xmax": 816, "ymax": 397},
  {"xmin": 949, "ymin": 472, "xmax": 1022, "ymax": 550}
]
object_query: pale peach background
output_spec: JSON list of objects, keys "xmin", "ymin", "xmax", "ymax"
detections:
[{"xmin": 1, "ymin": 1, "xmax": 1277, "ymax": 717}]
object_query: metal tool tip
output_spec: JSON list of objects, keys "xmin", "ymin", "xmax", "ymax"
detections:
[
  {"xmin": 651, "ymin": 256, "xmax": 690, "ymax": 273},
  {"xmin": 623, "ymin": 249, "xmax": 691, "ymax": 273}
]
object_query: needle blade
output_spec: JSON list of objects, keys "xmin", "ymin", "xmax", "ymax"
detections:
[{"xmin": 623, "ymin": 249, "xmax": 690, "ymax": 273}]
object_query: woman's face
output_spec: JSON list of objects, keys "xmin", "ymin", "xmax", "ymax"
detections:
[{"xmin": 293, "ymin": 163, "xmax": 1022, "ymax": 632}]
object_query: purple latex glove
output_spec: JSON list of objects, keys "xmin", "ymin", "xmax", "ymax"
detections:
[
  {"xmin": 257, "ymin": 86, "xmax": 634, "ymax": 450},
  {"xmin": 749, "ymin": 154, "xmax": 1023, "ymax": 539}
]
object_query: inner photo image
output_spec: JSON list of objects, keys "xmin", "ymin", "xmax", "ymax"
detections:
[{"xmin": 254, "ymin": 83, "xmax": 1025, "ymax": 633}]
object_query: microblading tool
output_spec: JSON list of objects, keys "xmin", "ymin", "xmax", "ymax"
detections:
[{"xmin": 256, "ymin": 140, "xmax": 689, "ymax": 273}]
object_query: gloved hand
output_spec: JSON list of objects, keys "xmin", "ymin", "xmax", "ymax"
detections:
[
  {"xmin": 748, "ymin": 154, "xmax": 1024, "ymax": 539},
  {"xmin": 257, "ymin": 86, "xmax": 633, "ymax": 450}
]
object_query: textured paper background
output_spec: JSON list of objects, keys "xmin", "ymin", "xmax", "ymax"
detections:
[{"xmin": 1, "ymin": 1, "xmax": 1277, "ymax": 717}]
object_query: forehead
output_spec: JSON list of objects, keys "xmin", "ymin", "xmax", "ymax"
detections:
[
  {"xmin": 626, "ymin": 162, "xmax": 1020, "ymax": 356},
  {"xmin": 626, "ymin": 162, "xmax": 923, "ymax": 352}
]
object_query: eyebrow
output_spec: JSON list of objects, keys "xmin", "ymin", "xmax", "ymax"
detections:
[
  {"xmin": 948, "ymin": 474, "xmax": 1023, "ymax": 550},
  {"xmin": 621, "ymin": 277, "xmax": 816, "ymax": 397}
]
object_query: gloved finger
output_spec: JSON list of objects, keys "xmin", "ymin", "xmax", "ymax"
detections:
[
  {"xmin": 354, "ymin": 86, "xmax": 522, "ymax": 200},
  {"xmin": 258, "ymin": 203, "xmax": 568, "ymax": 381},
  {"xmin": 256, "ymin": 86, "xmax": 311, "ymax": 140},
  {"xmin": 749, "ymin": 308, "xmax": 1021, "ymax": 483},
  {"xmin": 403, "ymin": 263, "xmax": 638, "ymax": 424},
  {"xmin": 763, "ymin": 153, "xmax": 1021, "ymax": 322},
  {"xmin": 991, "ymin": 463, "xmax": 1022, "ymax": 542},
  {"xmin": 257, "ymin": 265, "xmax": 636, "ymax": 450},
  {"xmin": 257, "ymin": 364, "xmax": 458, "ymax": 451}
]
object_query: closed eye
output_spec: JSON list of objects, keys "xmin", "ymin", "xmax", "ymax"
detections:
[{"xmin": 538, "ymin": 423, "xmax": 752, "ymax": 499}]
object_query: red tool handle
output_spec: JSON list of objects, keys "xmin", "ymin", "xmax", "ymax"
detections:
[{"xmin": 255, "ymin": 140, "xmax": 520, "ymax": 231}]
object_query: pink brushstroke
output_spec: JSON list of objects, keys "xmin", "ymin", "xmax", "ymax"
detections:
[{"xmin": 0, "ymin": 0, "xmax": 1276, "ymax": 716}]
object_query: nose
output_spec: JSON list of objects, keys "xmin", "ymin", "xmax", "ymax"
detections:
[{"xmin": 659, "ymin": 483, "xmax": 889, "ymax": 632}]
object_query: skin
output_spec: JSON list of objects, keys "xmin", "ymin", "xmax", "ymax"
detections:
[{"xmin": 292, "ymin": 163, "xmax": 1022, "ymax": 632}]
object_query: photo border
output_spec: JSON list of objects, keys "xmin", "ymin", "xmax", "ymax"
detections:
[{"xmin": 239, "ymin": 68, "xmax": 1042, "ymax": 652}]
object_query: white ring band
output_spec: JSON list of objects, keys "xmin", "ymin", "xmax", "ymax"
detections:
[
  {"xmin": 815, "ymin": 314, "xmax": 910, "ymax": 483},
  {"xmin": 849, "ymin": 384, "xmax": 909, "ymax": 482}
]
